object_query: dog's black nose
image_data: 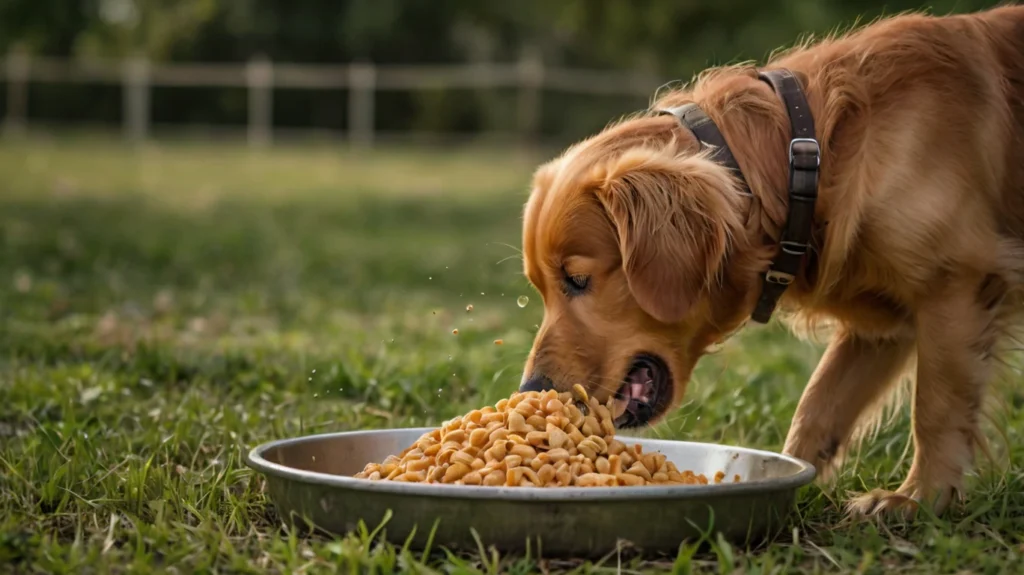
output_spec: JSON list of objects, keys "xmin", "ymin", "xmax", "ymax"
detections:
[{"xmin": 518, "ymin": 373, "xmax": 554, "ymax": 393}]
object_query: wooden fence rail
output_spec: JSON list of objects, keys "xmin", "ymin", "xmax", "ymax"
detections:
[{"xmin": 0, "ymin": 50, "xmax": 669, "ymax": 147}]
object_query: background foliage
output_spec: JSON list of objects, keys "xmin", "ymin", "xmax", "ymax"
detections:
[{"xmin": 0, "ymin": 0, "xmax": 1007, "ymax": 142}]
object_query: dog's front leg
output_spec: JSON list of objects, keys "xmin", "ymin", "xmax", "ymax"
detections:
[
  {"xmin": 783, "ymin": 329, "xmax": 915, "ymax": 481},
  {"xmin": 847, "ymin": 274, "xmax": 996, "ymax": 519}
]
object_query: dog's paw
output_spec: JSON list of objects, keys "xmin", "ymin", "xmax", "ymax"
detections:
[
  {"xmin": 844, "ymin": 482, "xmax": 956, "ymax": 521},
  {"xmin": 845, "ymin": 489, "xmax": 921, "ymax": 521},
  {"xmin": 783, "ymin": 430, "xmax": 844, "ymax": 484}
]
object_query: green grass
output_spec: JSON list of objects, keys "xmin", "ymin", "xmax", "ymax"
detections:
[{"xmin": 1, "ymin": 137, "xmax": 1022, "ymax": 574}]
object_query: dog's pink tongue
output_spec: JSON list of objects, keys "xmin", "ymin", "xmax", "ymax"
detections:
[
  {"xmin": 612, "ymin": 366, "xmax": 655, "ymax": 419},
  {"xmin": 629, "ymin": 366, "xmax": 654, "ymax": 403},
  {"xmin": 630, "ymin": 382, "xmax": 649, "ymax": 403}
]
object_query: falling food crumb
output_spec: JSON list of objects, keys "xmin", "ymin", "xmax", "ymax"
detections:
[
  {"xmin": 466, "ymin": 304, "xmax": 473, "ymax": 312},
  {"xmin": 452, "ymin": 328, "xmax": 459, "ymax": 335},
  {"xmin": 494, "ymin": 339, "xmax": 504, "ymax": 345}
]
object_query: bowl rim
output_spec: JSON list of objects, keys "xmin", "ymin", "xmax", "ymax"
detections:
[{"xmin": 244, "ymin": 427, "xmax": 817, "ymax": 501}]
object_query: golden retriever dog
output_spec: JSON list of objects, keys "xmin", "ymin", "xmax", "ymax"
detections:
[{"xmin": 518, "ymin": 4, "xmax": 1024, "ymax": 518}]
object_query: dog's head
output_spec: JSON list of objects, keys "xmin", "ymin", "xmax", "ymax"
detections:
[{"xmin": 519, "ymin": 113, "xmax": 768, "ymax": 429}]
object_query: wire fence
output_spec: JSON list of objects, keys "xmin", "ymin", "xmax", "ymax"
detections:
[{"xmin": 1, "ymin": 49, "xmax": 669, "ymax": 147}]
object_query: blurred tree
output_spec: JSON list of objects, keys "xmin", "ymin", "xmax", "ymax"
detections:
[
  {"xmin": 74, "ymin": 0, "xmax": 219, "ymax": 58},
  {"xmin": 0, "ymin": 0, "xmax": 1007, "ymax": 143}
]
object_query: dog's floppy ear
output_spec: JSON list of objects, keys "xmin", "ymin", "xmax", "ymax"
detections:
[{"xmin": 594, "ymin": 149, "xmax": 742, "ymax": 324}]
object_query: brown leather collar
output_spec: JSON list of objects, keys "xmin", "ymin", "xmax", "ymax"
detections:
[
  {"xmin": 654, "ymin": 103, "xmax": 754, "ymax": 198},
  {"xmin": 653, "ymin": 67, "xmax": 821, "ymax": 324}
]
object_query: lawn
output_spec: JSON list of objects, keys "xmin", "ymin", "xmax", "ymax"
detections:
[{"xmin": 1, "ymin": 137, "xmax": 1022, "ymax": 574}]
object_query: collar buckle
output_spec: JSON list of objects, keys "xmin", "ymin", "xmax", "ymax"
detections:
[
  {"xmin": 789, "ymin": 138, "xmax": 820, "ymax": 169},
  {"xmin": 765, "ymin": 270, "xmax": 795, "ymax": 285}
]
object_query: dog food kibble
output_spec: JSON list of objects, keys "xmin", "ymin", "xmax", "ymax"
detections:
[
  {"xmin": 466, "ymin": 304, "xmax": 473, "ymax": 312},
  {"xmin": 452, "ymin": 328, "xmax": 459, "ymax": 335},
  {"xmin": 493, "ymin": 339, "xmax": 503, "ymax": 345},
  {"xmin": 571, "ymin": 384, "xmax": 589, "ymax": 403},
  {"xmin": 353, "ymin": 389, "xmax": 734, "ymax": 487}
]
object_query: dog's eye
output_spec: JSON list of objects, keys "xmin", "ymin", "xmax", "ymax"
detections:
[{"xmin": 561, "ymin": 270, "xmax": 590, "ymax": 296}]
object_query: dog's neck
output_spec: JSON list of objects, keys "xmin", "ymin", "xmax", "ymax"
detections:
[
  {"xmin": 701, "ymin": 69, "xmax": 831, "ymax": 293},
  {"xmin": 663, "ymin": 71, "xmax": 826, "ymax": 315},
  {"xmin": 654, "ymin": 64, "xmax": 843, "ymax": 322}
]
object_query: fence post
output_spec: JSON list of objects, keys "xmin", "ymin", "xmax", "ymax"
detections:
[
  {"xmin": 123, "ymin": 55, "xmax": 150, "ymax": 144},
  {"xmin": 4, "ymin": 48, "xmax": 30, "ymax": 137},
  {"xmin": 517, "ymin": 44, "xmax": 543, "ymax": 146},
  {"xmin": 348, "ymin": 62, "xmax": 376, "ymax": 149},
  {"xmin": 247, "ymin": 55, "xmax": 273, "ymax": 147}
]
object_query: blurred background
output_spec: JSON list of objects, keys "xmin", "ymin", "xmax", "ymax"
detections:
[
  {"xmin": 0, "ymin": 0, "xmax": 1006, "ymax": 147},
  {"xmin": 0, "ymin": 0, "xmax": 1013, "ymax": 440},
  {"xmin": 0, "ymin": 0, "xmax": 1013, "ymax": 426},
  {"xmin": 3, "ymin": 3, "xmax": 1024, "ymax": 571}
]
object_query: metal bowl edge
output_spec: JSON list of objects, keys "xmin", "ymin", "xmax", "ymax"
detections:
[{"xmin": 244, "ymin": 428, "xmax": 816, "ymax": 501}]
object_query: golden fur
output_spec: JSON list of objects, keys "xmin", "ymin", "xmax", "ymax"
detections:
[{"xmin": 520, "ymin": 4, "xmax": 1024, "ymax": 517}]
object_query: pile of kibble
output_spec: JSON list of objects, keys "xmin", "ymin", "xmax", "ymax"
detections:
[{"xmin": 354, "ymin": 386, "xmax": 738, "ymax": 487}]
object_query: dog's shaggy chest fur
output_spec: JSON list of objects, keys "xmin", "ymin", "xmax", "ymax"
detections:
[{"xmin": 520, "ymin": 5, "xmax": 1024, "ymax": 517}]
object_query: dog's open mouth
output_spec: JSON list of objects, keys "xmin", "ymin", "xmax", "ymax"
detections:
[{"xmin": 612, "ymin": 354, "xmax": 672, "ymax": 429}]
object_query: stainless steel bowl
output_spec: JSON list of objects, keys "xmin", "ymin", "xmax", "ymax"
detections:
[{"xmin": 245, "ymin": 428, "xmax": 815, "ymax": 556}]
